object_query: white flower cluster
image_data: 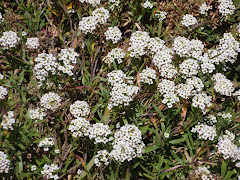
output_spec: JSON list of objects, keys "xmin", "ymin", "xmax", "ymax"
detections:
[
  {"xmin": 26, "ymin": 37, "xmax": 40, "ymax": 49},
  {"xmin": 199, "ymin": 3, "xmax": 212, "ymax": 15},
  {"xmin": 104, "ymin": 27, "xmax": 122, "ymax": 44},
  {"xmin": 212, "ymin": 73, "xmax": 234, "ymax": 96},
  {"xmin": 58, "ymin": 48, "xmax": 78, "ymax": 76},
  {"xmin": 152, "ymin": 47, "xmax": 176, "ymax": 79},
  {"xmin": 159, "ymin": 63, "xmax": 178, "ymax": 79},
  {"xmin": 78, "ymin": 16, "xmax": 98, "ymax": 34},
  {"xmin": 223, "ymin": 130, "xmax": 235, "ymax": 141},
  {"xmin": 190, "ymin": 39, "xmax": 204, "ymax": 59},
  {"xmin": 155, "ymin": 11, "xmax": 167, "ymax": 21},
  {"xmin": 179, "ymin": 59, "xmax": 199, "ymax": 78},
  {"xmin": 152, "ymin": 48, "xmax": 173, "ymax": 68},
  {"xmin": 212, "ymin": 73, "xmax": 225, "ymax": 81},
  {"xmin": 29, "ymin": 108, "xmax": 46, "ymax": 120},
  {"xmin": 92, "ymin": 7, "xmax": 110, "ymax": 25},
  {"xmin": 128, "ymin": 31, "xmax": 150, "ymax": 58},
  {"xmin": 157, "ymin": 79, "xmax": 179, "ymax": 108},
  {"xmin": 108, "ymin": 0, "xmax": 120, "ymax": 10},
  {"xmin": 173, "ymin": 36, "xmax": 191, "ymax": 57},
  {"xmin": 79, "ymin": 7, "xmax": 110, "ymax": 34},
  {"xmin": 0, "ymin": 151, "xmax": 10, "ymax": 173},
  {"xmin": 142, "ymin": 0, "xmax": 153, "ymax": 9},
  {"xmin": 173, "ymin": 37, "xmax": 204, "ymax": 58},
  {"xmin": 151, "ymin": 46, "xmax": 176, "ymax": 79},
  {"xmin": 88, "ymin": 123, "xmax": 112, "ymax": 144},
  {"xmin": 221, "ymin": 113, "xmax": 232, "ymax": 120},
  {"xmin": 216, "ymin": 133, "xmax": 240, "ymax": 161},
  {"xmin": 0, "ymin": 86, "xmax": 8, "ymax": 99},
  {"xmin": 79, "ymin": 0, "xmax": 101, "ymax": 6},
  {"xmin": 181, "ymin": 14, "xmax": 197, "ymax": 27},
  {"xmin": 0, "ymin": 12, "xmax": 4, "ymax": 24},
  {"xmin": 147, "ymin": 37, "xmax": 165, "ymax": 54},
  {"xmin": 218, "ymin": 0, "xmax": 236, "ymax": 17},
  {"xmin": 41, "ymin": 164, "xmax": 59, "ymax": 180},
  {"xmin": 70, "ymin": 101, "xmax": 90, "ymax": 118},
  {"xmin": 109, "ymin": 83, "xmax": 139, "ymax": 108},
  {"xmin": 204, "ymin": 50, "xmax": 222, "ymax": 66},
  {"xmin": 199, "ymin": 53, "xmax": 216, "ymax": 74},
  {"xmin": 68, "ymin": 117, "xmax": 90, "ymax": 138},
  {"xmin": 186, "ymin": 77, "xmax": 204, "ymax": 93},
  {"xmin": 94, "ymin": 150, "xmax": 110, "ymax": 167},
  {"xmin": 38, "ymin": 137, "xmax": 54, "ymax": 151},
  {"xmin": 103, "ymin": 48, "xmax": 126, "ymax": 64},
  {"xmin": 107, "ymin": 70, "xmax": 127, "ymax": 86},
  {"xmin": 192, "ymin": 93, "xmax": 212, "ymax": 113},
  {"xmin": 205, "ymin": 114, "xmax": 217, "ymax": 125},
  {"xmin": 233, "ymin": 89, "xmax": 240, "ymax": 101},
  {"xmin": 162, "ymin": 93, "xmax": 180, "ymax": 108},
  {"xmin": 217, "ymin": 33, "xmax": 240, "ymax": 64},
  {"xmin": 40, "ymin": 92, "xmax": 61, "ymax": 111},
  {"xmin": 176, "ymin": 83, "xmax": 194, "ymax": 99},
  {"xmin": 158, "ymin": 79, "xmax": 175, "ymax": 94},
  {"xmin": 110, "ymin": 124, "xmax": 145, "ymax": 162},
  {"xmin": 34, "ymin": 53, "xmax": 58, "ymax": 84},
  {"xmin": 195, "ymin": 166, "xmax": 213, "ymax": 180},
  {"xmin": 107, "ymin": 70, "xmax": 139, "ymax": 108},
  {"xmin": 140, "ymin": 68, "xmax": 156, "ymax": 85},
  {"xmin": 0, "ymin": 31, "xmax": 20, "ymax": 49},
  {"xmin": 176, "ymin": 77, "xmax": 206, "ymax": 103},
  {"xmin": 191, "ymin": 123, "xmax": 217, "ymax": 141},
  {"xmin": 1, "ymin": 111, "xmax": 15, "ymax": 130}
]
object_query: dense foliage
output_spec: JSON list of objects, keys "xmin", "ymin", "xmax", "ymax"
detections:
[{"xmin": 0, "ymin": 0, "xmax": 240, "ymax": 179}]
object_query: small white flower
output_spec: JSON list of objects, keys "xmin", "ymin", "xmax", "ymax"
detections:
[
  {"xmin": 77, "ymin": 169, "xmax": 82, "ymax": 175},
  {"xmin": 142, "ymin": 1, "xmax": 153, "ymax": 9},
  {"xmin": 164, "ymin": 132, "xmax": 169, "ymax": 138},
  {"xmin": 22, "ymin": 31, "xmax": 27, "ymax": 36},
  {"xmin": 31, "ymin": 165, "xmax": 37, "ymax": 171},
  {"xmin": 54, "ymin": 149, "xmax": 60, "ymax": 154}
]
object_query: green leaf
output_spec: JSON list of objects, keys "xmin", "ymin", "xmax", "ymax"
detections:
[
  {"xmin": 80, "ymin": 155, "xmax": 96, "ymax": 179},
  {"xmin": 221, "ymin": 160, "xmax": 227, "ymax": 177},
  {"xmin": 18, "ymin": 172, "xmax": 32, "ymax": 178},
  {"xmin": 170, "ymin": 150, "xmax": 183, "ymax": 164},
  {"xmin": 144, "ymin": 145, "xmax": 159, "ymax": 154},
  {"xmin": 153, "ymin": 104, "xmax": 165, "ymax": 120},
  {"xmin": 139, "ymin": 164, "xmax": 156, "ymax": 178},
  {"xmin": 169, "ymin": 138, "xmax": 185, "ymax": 144},
  {"xmin": 42, "ymin": 154, "xmax": 51, "ymax": 164},
  {"xmin": 224, "ymin": 170, "xmax": 234, "ymax": 180}
]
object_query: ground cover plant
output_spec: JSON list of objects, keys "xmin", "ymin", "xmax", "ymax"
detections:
[{"xmin": 0, "ymin": 0, "xmax": 240, "ymax": 179}]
